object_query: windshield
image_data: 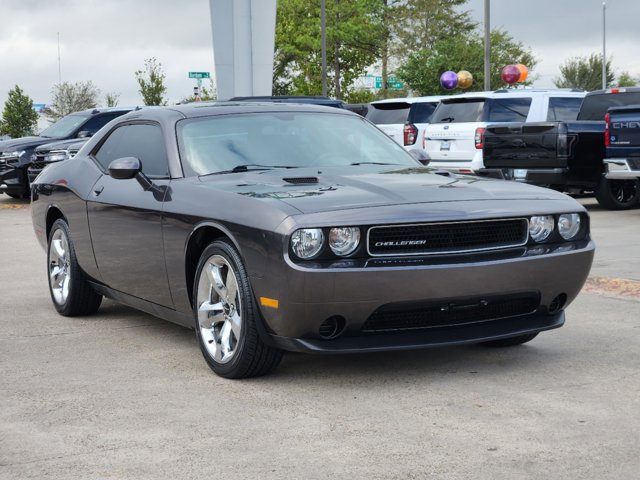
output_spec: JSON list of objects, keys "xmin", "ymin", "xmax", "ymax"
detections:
[
  {"xmin": 40, "ymin": 114, "xmax": 88, "ymax": 139},
  {"xmin": 178, "ymin": 112, "xmax": 418, "ymax": 176}
]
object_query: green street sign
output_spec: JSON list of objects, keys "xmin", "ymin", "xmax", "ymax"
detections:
[
  {"xmin": 375, "ymin": 75, "xmax": 404, "ymax": 90},
  {"xmin": 189, "ymin": 72, "xmax": 210, "ymax": 79}
]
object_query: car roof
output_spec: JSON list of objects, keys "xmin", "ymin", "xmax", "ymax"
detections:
[
  {"xmin": 371, "ymin": 95, "xmax": 446, "ymax": 106},
  {"xmin": 440, "ymin": 88, "xmax": 586, "ymax": 102}
]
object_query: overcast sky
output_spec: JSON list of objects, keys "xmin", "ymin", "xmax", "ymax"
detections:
[{"xmin": 1, "ymin": 0, "xmax": 638, "ymax": 109}]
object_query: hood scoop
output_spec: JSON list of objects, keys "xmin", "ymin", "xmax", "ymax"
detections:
[{"xmin": 283, "ymin": 176, "xmax": 319, "ymax": 185}]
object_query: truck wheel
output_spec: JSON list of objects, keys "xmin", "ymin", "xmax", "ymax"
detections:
[{"xmin": 595, "ymin": 178, "xmax": 640, "ymax": 210}]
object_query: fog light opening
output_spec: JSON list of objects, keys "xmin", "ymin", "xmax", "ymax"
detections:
[
  {"xmin": 318, "ymin": 316, "xmax": 346, "ymax": 340},
  {"xmin": 548, "ymin": 294, "xmax": 567, "ymax": 314}
]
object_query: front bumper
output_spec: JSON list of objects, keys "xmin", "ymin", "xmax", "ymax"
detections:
[
  {"xmin": 604, "ymin": 158, "xmax": 640, "ymax": 179},
  {"xmin": 253, "ymin": 239, "xmax": 595, "ymax": 352},
  {"xmin": 478, "ymin": 167, "xmax": 569, "ymax": 185},
  {"xmin": 0, "ymin": 165, "xmax": 28, "ymax": 196}
]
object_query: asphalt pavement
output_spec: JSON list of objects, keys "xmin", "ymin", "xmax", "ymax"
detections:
[{"xmin": 1, "ymin": 195, "xmax": 639, "ymax": 479}]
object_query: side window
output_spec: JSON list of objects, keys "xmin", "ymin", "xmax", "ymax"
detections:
[
  {"xmin": 547, "ymin": 97, "xmax": 583, "ymax": 121},
  {"xmin": 79, "ymin": 114, "xmax": 121, "ymax": 136},
  {"xmin": 93, "ymin": 124, "xmax": 169, "ymax": 178},
  {"xmin": 486, "ymin": 98, "xmax": 532, "ymax": 122}
]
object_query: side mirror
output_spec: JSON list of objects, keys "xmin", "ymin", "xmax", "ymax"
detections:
[
  {"xmin": 108, "ymin": 157, "xmax": 141, "ymax": 180},
  {"xmin": 77, "ymin": 130, "xmax": 93, "ymax": 138},
  {"xmin": 408, "ymin": 148, "xmax": 430, "ymax": 166}
]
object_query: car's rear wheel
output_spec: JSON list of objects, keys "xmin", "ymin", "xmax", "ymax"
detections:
[
  {"xmin": 194, "ymin": 240, "xmax": 283, "ymax": 378},
  {"xmin": 47, "ymin": 219, "xmax": 102, "ymax": 316},
  {"xmin": 483, "ymin": 333, "xmax": 538, "ymax": 347},
  {"xmin": 595, "ymin": 178, "xmax": 640, "ymax": 210}
]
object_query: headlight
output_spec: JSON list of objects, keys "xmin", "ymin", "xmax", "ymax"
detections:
[
  {"xmin": 558, "ymin": 213, "xmax": 581, "ymax": 240},
  {"xmin": 291, "ymin": 228, "xmax": 325, "ymax": 259},
  {"xmin": 328, "ymin": 227, "xmax": 361, "ymax": 256},
  {"xmin": 529, "ymin": 215, "xmax": 554, "ymax": 242},
  {"xmin": 44, "ymin": 152, "xmax": 68, "ymax": 163}
]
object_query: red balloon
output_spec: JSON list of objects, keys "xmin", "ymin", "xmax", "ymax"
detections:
[
  {"xmin": 501, "ymin": 65, "xmax": 520, "ymax": 85},
  {"xmin": 516, "ymin": 64, "xmax": 529, "ymax": 82}
]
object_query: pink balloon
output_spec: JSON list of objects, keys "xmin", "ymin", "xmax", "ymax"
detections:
[{"xmin": 501, "ymin": 65, "xmax": 520, "ymax": 85}]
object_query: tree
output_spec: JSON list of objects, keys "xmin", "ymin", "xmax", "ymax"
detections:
[
  {"xmin": 135, "ymin": 57, "xmax": 167, "ymax": 106},
  {"xmin": 274, "ymin": 0, "xmax": 384, "ymax": 100},
  {"xmin": 43, "ymin": 81, "xmax": 100, "ymax": 122},
  {"xmin": 554, "ymin": 54, "xmax": 614, "ymax": 91},
  {"xmin": 105, "ymin": 92, "xmax": 120, "ymax": 107},
  {"xmin": 0, "ymin": 85, "xmax": 39, "ymax": 138},
  {"xmin": 616, "ymin": 71, "xmax": 637, "ymax": 87},
  {"xmin": 179, "ymin": 80, "xmax": 218, "ymax": 104},
  {"xmin": 397, "ymin": 29, "xmax": 537, "ymax": 95}
]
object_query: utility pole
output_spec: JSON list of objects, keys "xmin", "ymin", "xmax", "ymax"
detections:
[
  {"xmin": 483, "ymin": 0, "xmax": 490, "ymax": 91},
  {"xmin": 321, "ymin": 0, "xmax": 327, "ymax": 96},
  {"xmin": 57, "ymin": 32, "xmax": 62, "ymax": 84},
  {"xmin": 602, "ymin": 1, "xmax": 607, "ymax": 89}
]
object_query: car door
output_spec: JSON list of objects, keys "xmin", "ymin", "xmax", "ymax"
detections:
[{"xmin": 86, "ymin": 122, "xmax": 173, "ymax": 307}]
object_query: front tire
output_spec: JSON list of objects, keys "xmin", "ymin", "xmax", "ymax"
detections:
[
  {"xmin": 193, "ymin": 240, "xmax": 283, "ymax": 379},
  {"xmin": 47, "ymin": 219, "xmax": 102, "ymax": 316},
  {"xmin": 595, "ymin": 178, "xmax": 640, "ymax": 210}
]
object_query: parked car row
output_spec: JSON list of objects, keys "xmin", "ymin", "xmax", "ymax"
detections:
[{"xmin": 0, "ymin": 107, "xmax": 134, "ymax": 198}]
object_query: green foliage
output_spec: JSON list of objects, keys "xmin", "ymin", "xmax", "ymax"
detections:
[
  {"xmin": 105, "ymin": 92, "xmax": 120, "ymax": 107},
  {"xmin": 0, "ymin": 85, "xmax": 39, "ymax": 138},
  {"xmin": 615, "ymin": 71, "xmax": 637, "ymax": 87},
  {"xmin": 135, "ymin": 57, "xmax": 168, "ymax": 106},
  {"xmin": 344, "ymin": 88, "xmax": 376, "ymax": 104},
  {"xmin": 274, "ymin": 0, "xmax": 384, "ymax": 100},
  {"xmin": 554, "ymin": 54, "xmax": 614, "ymax": 91},
  {"xmin": 43, "ymin": 81, "xmax": 100, "ymax": 122},
  {"xmin": 397, "ymin": 29, "xmax": 537, "ymax": 95},
  {"xmin": 179, "ymin": 80, "xmax": 218, "ymax": 104}
]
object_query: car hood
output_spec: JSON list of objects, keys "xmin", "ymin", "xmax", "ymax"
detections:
[
  {"xmin": 0, "ymin": 136, "xmax": 54, "ymax": 152},
  {"xmin": 200, "ymin": 165, "xmax": 570, "ymax": 214},
  {"xmin": 35, "ymin": 138, "xmax": 89, "ymax": 153}
]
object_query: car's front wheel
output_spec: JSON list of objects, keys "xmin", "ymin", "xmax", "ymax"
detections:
[
  {"xmin": 194, "ymin": 240, "xmax": 283, "ymax": 378},
  {"xmin": 47, "ymin": 219, "xmax": 102, "ymax": 316}
]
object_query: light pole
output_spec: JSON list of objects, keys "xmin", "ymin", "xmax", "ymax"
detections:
[
  {"xmin": 602, "ymin": 1, "xmax": 607, "ymax": 89},
  {"xmin": 484, "ymin": 0, "xmax": 490, "ymax": 91},
  {"xmin": 321, "ymin": 0, "xmax": 327, "ymax": 96}
]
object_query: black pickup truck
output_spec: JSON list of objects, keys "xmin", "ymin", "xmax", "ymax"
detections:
[
  {"xmin": 481, "ymin": 88, "xmax": 640, "ymax": 209},
  {"xmin": 604, "ymin": 104, "xmax": 640, "ymax": 185}
]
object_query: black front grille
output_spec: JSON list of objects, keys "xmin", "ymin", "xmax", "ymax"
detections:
[
  {"xmin": 362, "ymin": 293, "xmax": 539, "ymax": 332},
  {"xmin": 368, "ymin": 219, "xmax": 528, "ymax": 256}
]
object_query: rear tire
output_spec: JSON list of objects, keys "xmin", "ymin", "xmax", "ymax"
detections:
[
  {"xmin": 483, "ymin": 333, "xmax": 538, "ymax": 347},
  {"xmin": 47, "ymin": 219, "xmax": 102, "ymax": 316},
  {"xmin": 193, "ymin": 240, "xmax": 283, "ymax": 379},
  {"xmin": 595, "ymin": 178, "xmax": 640, "ymax": 210}
]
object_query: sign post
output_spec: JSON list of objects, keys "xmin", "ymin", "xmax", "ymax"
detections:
[{"xmin": 189, "ymin": 72, "xmax": 210, "ymax": 102}]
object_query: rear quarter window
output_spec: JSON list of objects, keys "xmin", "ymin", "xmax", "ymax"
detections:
[
  {"xmin": 485, "ymin": 97, "xmax": 532, "ymax": 122},
  {"xmin": 366, "ymin": 102, "xmax": 410, "ymax": 124},
  {"xmin": 547, "ymin": 97, "xmax": 583, "ymax": 121}
]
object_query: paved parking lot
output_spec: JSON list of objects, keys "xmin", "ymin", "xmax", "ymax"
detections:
[{"xmin": 1, "ymin": 195, "xmax": 639, "ymax": 479}]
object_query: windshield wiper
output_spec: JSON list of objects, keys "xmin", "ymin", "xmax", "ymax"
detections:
[
  {"xmin": 210, "ymin": 164, "xmax": 299, "ymax": 175},
  {"xmin": 438, "ymin": 117, "xmax": 455, "ymax": 123},
  {"xmin": 350, "ymin": 162, "xmax": 395, "ymax": 166}
]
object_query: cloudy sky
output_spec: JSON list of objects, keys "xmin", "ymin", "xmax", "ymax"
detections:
[{"xmin": 0, "ymin": 0, "xmax": 638, "ymax": 109}]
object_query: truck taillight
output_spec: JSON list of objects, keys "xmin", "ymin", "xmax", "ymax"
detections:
[
  {"xmin": 474, "ymin": 127, "xmax": 485, "ymax": 149},
  {"xmin": 604, "ymin": 112, "xmax": 610, "ymax": 146},
  {"xmin": 404, "ymin": 123, "xmax": 418, "ymax": 146},
  {"xmin": 557, "ymin": 122, "xmax": 569, "ymax": 159}
]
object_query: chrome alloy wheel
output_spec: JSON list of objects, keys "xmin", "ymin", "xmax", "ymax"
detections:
[
  {"xmin": 49, "ymin": 228, "xmax": 71, "ymax": 305},
  {"xmin": 196, "ymin": 255, "xmax": 242, "ymax": 364}
]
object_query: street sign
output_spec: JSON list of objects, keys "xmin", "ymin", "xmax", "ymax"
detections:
[
  {"xmin": 374, "ymin": 75, "xmax": 404, "ymax": 90},
  {"xmin": 189, "ymin": 72, "xmax": 210, "ymax": 79}
]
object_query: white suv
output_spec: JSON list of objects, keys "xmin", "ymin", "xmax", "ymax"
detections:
[
  {"xmin": 366, "ymin": 96, "xmax": 444, "ymax": 147},
  {"xmin": 422, "ymin": 89, "xmax": 585, "ymax": 173}
]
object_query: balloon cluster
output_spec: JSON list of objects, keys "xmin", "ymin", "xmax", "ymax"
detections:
[
  {"xmin": 501, "ymin": 64, "xmax": 528, "ymax": 85},
  {"xmin": 439, "ymin": 70, "xmax": 473, "ymax": 90}
]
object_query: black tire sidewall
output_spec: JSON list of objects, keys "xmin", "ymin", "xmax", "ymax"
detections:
[
  {"xmin": 193, "ymin": 240, "xmax": 256, "ymax": 378},
  {"xmin": 596, "ymin": 178, "xmax": 640, "ymax": 210}
]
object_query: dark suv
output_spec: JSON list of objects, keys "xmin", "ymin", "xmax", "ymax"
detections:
[{"xmin": 0, "ymin": 107, "xmax": 133, "ymax": 198}]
